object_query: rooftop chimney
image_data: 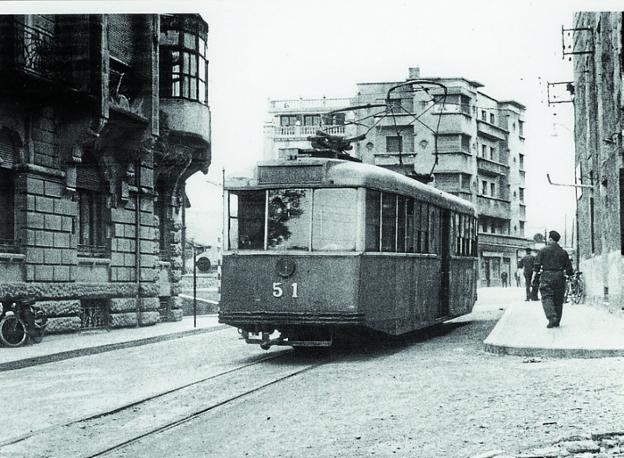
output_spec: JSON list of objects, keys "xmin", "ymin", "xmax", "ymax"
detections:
[{"xmin": 408, "ymin": 67, "xmax": 420, "ymax": 79}]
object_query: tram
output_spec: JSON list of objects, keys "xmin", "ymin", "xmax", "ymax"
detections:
[{"xmin": 219, "ymin": 155, "xmax": 478, "ymax": 349}]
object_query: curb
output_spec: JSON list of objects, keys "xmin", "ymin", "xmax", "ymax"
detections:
[
  {"xmin": 483, "ymin": 305, "xmax": 624, "ymax": 359},
  {"xmin": 483, "ymin": 342, "xmax": 624, "ymax": 359},
  {"xmin": 0, "ymin": 325, "xmax": 229, "ymax": 372}
]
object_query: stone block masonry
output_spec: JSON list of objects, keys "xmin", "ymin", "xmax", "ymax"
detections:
[{"xmin": 23, "ymin": 174, "xmax": 77, "ymax": 283}]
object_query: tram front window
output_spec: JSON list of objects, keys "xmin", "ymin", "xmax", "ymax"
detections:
[
  {"xmin": 228, "ymin": 188, "xmax": 357, "ymax": 251},
  {"xmin": 267, "ymin": 189, "xmax": 310, "ymax": 250},
  {"xmin": 312, "ymin": 188, "xmax": 357, "ymax": 251}
]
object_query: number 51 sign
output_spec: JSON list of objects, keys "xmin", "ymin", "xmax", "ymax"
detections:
[{"xmin": 272, "ymin": 282, "xmax": 299, "ymax": 298}]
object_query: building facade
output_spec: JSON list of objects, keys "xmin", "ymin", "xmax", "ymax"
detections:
[
  {"xmin": 0, "ymin": 14, "xmax": 211, "ymax": 333},
  {"xmin": 263, "ymin": 97, "xmax": 353, "ymax": 160},
  {"xmin": 263, "ymin": 68, "xmax": 530, "ymax": 286},
  {"xmin": 572, "ymin": 12, "xmax": 624, "ymax": 314}
]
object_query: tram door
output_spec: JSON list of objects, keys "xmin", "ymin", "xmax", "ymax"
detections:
[{"xmin": 438, "ymin": 209, "xmax": 451, "ymax": 317}]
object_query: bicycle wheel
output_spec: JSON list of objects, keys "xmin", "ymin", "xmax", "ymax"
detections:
[{"xmin": 0, "ymin": 316, "xmax": 27, "ymax": 347}]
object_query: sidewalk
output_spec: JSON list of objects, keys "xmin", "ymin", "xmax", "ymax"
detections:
[
  {"xmin": 0, "ymin": 314, "xmax": 227, "ymax": 371},
  {"xmin": 483, "ymin": 288, "xmax": 624, "ymax": 358}
]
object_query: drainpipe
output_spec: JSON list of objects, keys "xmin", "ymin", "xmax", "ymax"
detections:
[{"xmin": 135, "ymin": 162, "xmax": 141, "ymax": 327}]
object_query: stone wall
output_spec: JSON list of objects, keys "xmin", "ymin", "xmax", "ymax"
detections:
[{"xmin": 573, "ymin": 12, "xmax": 624, "ymax": 312}]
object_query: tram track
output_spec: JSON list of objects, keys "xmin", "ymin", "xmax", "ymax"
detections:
[
  {"xmin": 0, "ymin": 350, "xmax": 291, "ymax": 451},
  {"xmin": 88, "ymin": 360, "xmax": 327, "ymax": 457},
  {"xmin": 0, "ymin": 349, "xmax": 334, "ymax": 458}
]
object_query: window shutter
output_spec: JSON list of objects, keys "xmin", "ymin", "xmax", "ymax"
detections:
[
  {"xmin": 0, "ymin": 130, "xmax": 16, "ymax": 168},
  {"xmin": 76, "ymin": 164, "xmax": 102, "ymax": 191}
]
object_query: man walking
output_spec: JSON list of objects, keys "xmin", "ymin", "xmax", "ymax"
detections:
[
  {"xmin": 532, "ymin": 230, "xmax": 574, "ymax": 328},
  {"xmin": 519, "ymin": 248, "xmax": 535, "ymax": 301}
]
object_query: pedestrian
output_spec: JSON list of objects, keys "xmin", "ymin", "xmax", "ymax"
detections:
[
  {"xmin": 514, "ymin": 269, "xmax": 521, "ymax": 287},
  {"xmin": 519, "ymin": 248, "xmax": 535, "ymax": 301},
  {"xmin": 532, "ymin": 230, "xmax": 574, "ymax": 328},
  {"xmin": 501, "ymin": 271, "xmax": 508, "ymax": 287}
]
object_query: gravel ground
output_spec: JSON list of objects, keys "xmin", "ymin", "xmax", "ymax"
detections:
[{"xmin": 109, "ymin": 302, "xmax": 624, "ymax": 458}]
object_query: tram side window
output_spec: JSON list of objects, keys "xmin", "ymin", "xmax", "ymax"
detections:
[
  {"xmin": 454, "ymin": 213, "xmax": 461, "ymax": 256},
  {"xmin": 381, "ymin": 193, "xmax": 397, "ymax": 252},
  {"xmin": 397, "ymin": 195, "xmax": 406, "ymax": 252},
  {"xmin": 365, "ymin": 190, "xmax": 381, "ymax": 251},
  {"xmin": 405, "ymin": 198, "xmax": 415, "ymax": 252},
  {"xmin": 428, "ymin": 205, "xmax": 440, "ymax": 254},
  {"xmin": 230, "ymin": 191, "xmax": 265, "ymax": 250},
  {"xmin": 420, "ymin": 202, "xmax": 429, "ymax": 253}
]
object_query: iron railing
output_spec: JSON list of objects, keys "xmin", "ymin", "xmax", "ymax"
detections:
[
  {"xmin": 14, "ymin": 22, "xmax": 69, "ymax": 82},
  {"xmin": 80, "ymin": 300, "xmax": 108, "ymax": 329}
]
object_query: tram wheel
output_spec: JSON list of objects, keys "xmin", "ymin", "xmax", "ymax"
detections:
[{"xmin": 0, "ymin": 316, "xmax": 27, "ymax": 347}]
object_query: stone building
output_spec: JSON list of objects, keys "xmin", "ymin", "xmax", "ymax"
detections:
[
  {"xmin": 572, "ymin": 12, "xmax": 624, "ymax": 314},
  {"xmin": 263, "ymin": 68, "xmax": 531, "ymax": 286},
  {"xmin": 0, "ymin": 14, "xmax": 211, "ymax": 333}
]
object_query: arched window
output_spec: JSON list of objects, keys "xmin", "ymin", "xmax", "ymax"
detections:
[{"xmin": 159, "ymin": 14, "xmax": 208, "ymax": 104}]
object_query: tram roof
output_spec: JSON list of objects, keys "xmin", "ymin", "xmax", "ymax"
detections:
[{"xmin": 226, "ymin": 158, "xmax": 477, "ymax": 216}]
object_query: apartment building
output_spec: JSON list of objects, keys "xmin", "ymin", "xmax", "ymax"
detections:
[
  {"xmin": 0, "ymin": 14, "xmax": 211, "ymax": 333},
  {"xmin": 264, "ymin": 68, "xmax": 530, "ymax": 286}
]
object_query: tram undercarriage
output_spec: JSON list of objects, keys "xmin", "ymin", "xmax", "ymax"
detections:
[{"xmin": 240, "ymin": 326, "xmax": 335, "ymax": 350}]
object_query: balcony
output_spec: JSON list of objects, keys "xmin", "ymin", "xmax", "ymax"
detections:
[
  {"xmin": 159, "ymin": 99, "xmax": 211, "ymax": 145},
  {"xmin": 269, "ymin": 97, "xmax": 352, "ymax": 113},
  {"xmin": 272, "ymin": 125, "xmax": 346, "ymax": 141},
  {"xmin": 11, "ymin": 21, "xmax": 74, "ymax": 86},
  {"xmin": 477, "ymin": 157, "xmax": 508, "ymax": 176},
  {"xmin": 477, "ymin": 195, "xmax": 511, "ymax": 219},
  {"xmin": 477, "ymin": 120, "xmax": 507, "ymax": 141}
]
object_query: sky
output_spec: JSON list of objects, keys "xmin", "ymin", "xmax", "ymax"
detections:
[{"xmin": 7, "ymin": 0, "xmax": 620, "ymax": 246}]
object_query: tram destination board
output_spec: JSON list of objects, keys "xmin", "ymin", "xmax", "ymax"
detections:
[{"xmin": 258, "ymin": 164, "xmax": 323, "ymax": 184}]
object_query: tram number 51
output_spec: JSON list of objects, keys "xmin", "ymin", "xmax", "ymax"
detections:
[{"xmin": 272, "ymin": 282, "xmax": 299, "ymax": 298}]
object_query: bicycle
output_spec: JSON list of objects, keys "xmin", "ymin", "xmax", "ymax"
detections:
[
  {"xmin": 0, "ymin": 299, "xmax": 48, "ymax": 347},
  {"xmin": 565, "ymin": 272, "xmax": 585, "ymax": 304}
]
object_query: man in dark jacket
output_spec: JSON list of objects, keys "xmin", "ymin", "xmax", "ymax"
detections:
[
  {"xmin": 519, "ymin": 248, "xmax": 535, "ymax": 301},
  {"xmin": 532, "ymin": 230, "xmax": 574, "ymax": 328}
]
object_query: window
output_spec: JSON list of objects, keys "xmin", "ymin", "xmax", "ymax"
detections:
[
  {"xmin": 0, "ymin": 168, "xmax": 15, "ymax": 252},
  {"xmin": 519, "ymin": 154, "xmax": 525, "ymax": 170},
  {"xmin": 77, "ymin": 189, "xmax": 106, "ymax": 257},
  {"xmin": 481, "ymin": 180, "xmax": 487, "ymax": 195},
  {"xmin": 519, "ymin": 187, "xmax": 525, "ymax": 202},
  {"xmin": 323, "ymin": 113, "xmax": 346, "ymax": 126},
  {"xmin": 489, "ymin": 146, "xmax": 496, "ymax": 161},
  {"xmin": 303, "ymin": 115, "xmax": 321, "ymax": 126},
  {"xmin": 387, "ymin": 98, "xmax": 402, "ymax": 112},
  {"xmin": 280, "ymin": 115, "xmax": 298, "ymax": 127},
  {"xmin": 481, "ymin": 144, "xmax": 487, "ymax": 158},
  {"xmin": 365, "ymin": 190, "xmax": 381, "ymax": 251},
  {"xmin": 230, "ymin": 188, "xmax": 358, "ymax": 252},
  {"xmin": 159, "ymin": 15, "xmax": 209, "ymax": 104},
  {"xmin": 312, "ymin": 189, "xmax": 357, "ymax": 251},
  {"xmin": 490, "ymin": 182, "xmax": 496, "ymax": 197},
  {"xmin": 481, "ymin": 110, "xmax": 487, "ymax": 121},
  {"xmin": 490, "ymin": 113, "xmax": 495, "ymax": 125},
  {"xmin": 519, "ymin": 221, "xmax": 525, "ymax": 237},
  {"xmin": 156, "ymin": 178, "xmax": 169, "ymax": 258},
  {"xmin": 519, "ymin": 120, "xmax": 524, "ymax": 137},
  {"xmin": 76, "ymin": 157, "xmax": 108, "ymax": 257},
  {"xmin": 381, "ymin": 193, "xmax": 397, "ymax": 252},
  {"xmin": 386, "ymin": 136, "xmax": 403, "ymax": 152},
  {"xmin": 397, "ymin": 195, "xmax": 407, "ymax": 252}
]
